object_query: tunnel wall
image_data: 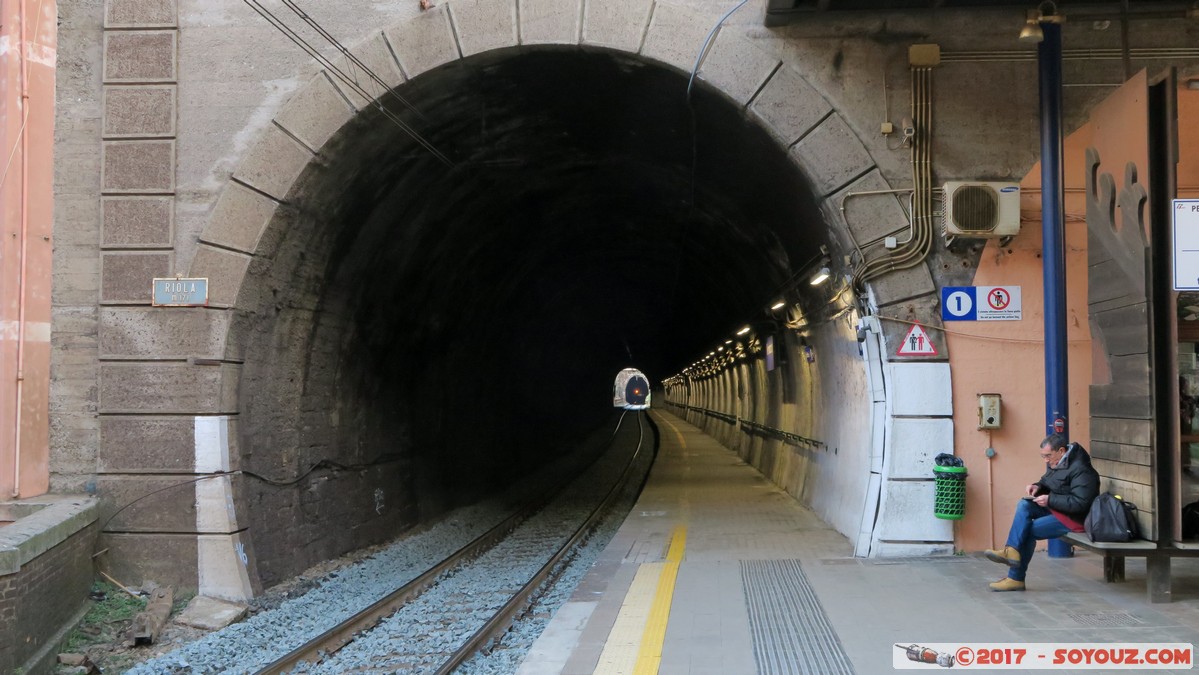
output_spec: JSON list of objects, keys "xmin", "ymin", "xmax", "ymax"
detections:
[
  {"xmin": 665, "ymin": 310, "xmax": 953, "ymax": 554},
  {"xmin": 50, "ymin": 0, "xmax": 1199, "ymax": 593}
]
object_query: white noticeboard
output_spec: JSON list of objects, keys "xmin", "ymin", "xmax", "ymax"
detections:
[{"xmin": 1174, "ymin": 199, "xmax": 1199, "ymax": 290}]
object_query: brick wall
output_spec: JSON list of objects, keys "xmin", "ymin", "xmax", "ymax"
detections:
[{"xmin": 0, "ymin": 523, "xmax": 97, "ymax": 674}]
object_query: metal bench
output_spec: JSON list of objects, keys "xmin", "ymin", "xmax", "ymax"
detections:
[{"xmin": 1060, "ymin": 532, "xmax": 1199, "ymax": 603}]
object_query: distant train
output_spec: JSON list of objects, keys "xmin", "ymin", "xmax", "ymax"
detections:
[{"xmin": 613, "ymin": 368, "xmax": 651, "ymax": 410}]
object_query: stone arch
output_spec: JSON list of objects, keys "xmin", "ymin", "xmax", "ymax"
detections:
[
  {"xmin": 188, "ymin": 2, "xmax": 899, "ymax": 308},
  {"xmin": 165, "ymin": 0, "xmax": 943, "ymax": 597}
]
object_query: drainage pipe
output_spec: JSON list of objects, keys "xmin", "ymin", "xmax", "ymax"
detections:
[
  {"xmin": 1039, "ymin": 22, "xmax": 1069, "ymax": 439},
  {"xmin": 10, "ymin": 0, "xmax": 33, "ymax": 498}
]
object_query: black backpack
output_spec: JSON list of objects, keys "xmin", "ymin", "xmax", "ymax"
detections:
[
  {"xmin": 1182, "ymin": 501, "xmax": 1199, "ymax": 540},
  {"xmin": 1084, "ymin": 493, "xmax": 1141, "ymax": 543}
]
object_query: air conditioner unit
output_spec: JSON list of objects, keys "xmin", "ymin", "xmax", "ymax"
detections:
[{"xmin": 942, "ymin": 181, "xmax": 1021, "ymax": 238}]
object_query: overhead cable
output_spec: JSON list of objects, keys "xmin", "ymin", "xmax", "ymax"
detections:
[
  {"xmin": 279, "ymin": 0, "xmax": 429, "ymax": 123},
  {"xmin": 686, "ymin": 0, "xmax": 750, "ymax": 102},
  {"xmin": 243, "ymin": 0, "xmax": 455, "ymax": 167}
]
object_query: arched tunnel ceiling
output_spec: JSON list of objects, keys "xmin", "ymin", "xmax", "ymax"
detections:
[
  {"xmin": 285, "ymin": 50, "xmax": 826, "ymax": 375},
  {"xmin": 236, "ymin": 47, "xmax": 833, "ymax": 498}
]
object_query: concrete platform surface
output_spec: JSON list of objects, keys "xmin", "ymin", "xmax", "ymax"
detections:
[{"xmin": 519, "ymin": 410, "xmax": 1199, "ymax": 674}]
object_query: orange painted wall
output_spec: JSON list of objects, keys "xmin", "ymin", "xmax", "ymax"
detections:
[
  {"xmin": 0, "ymin": 0, "xmax": 57, "ymax": 499},
  {"xmin": 951, "ymin": 71, "xmax": 1199, "ymax": 552},
  {"xmin": 949, "ymin": 117, "xmax": 1096, "ymax": 554},
  {"xmin": 1181, "ymin": 86, "xmax": 1199, "ymax": 199}
]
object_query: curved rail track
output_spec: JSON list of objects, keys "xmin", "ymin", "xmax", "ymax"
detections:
[{"xmin": 257, "ymin": 411, "xmax": 655, "ymax": 674}]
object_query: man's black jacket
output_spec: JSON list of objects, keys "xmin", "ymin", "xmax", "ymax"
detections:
[{"xmin": 1036, "ymin": 443, "xmax": 1100, "ymax": 518}]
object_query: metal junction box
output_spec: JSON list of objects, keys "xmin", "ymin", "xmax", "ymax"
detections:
[{"xmin": 978, "ymin": 393, "xmax": 1002, "ymax": 429}]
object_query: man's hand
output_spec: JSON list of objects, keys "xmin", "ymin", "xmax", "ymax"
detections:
[
  {"xmin": 1026, "ymin": 483, "xmax": 1040, "ymax": 497},
  {"xmin": 1033, "ymin": 494, "xmax": 1050, "ymax": 507}
]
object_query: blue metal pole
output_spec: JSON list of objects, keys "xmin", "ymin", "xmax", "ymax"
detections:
[{"xmin": 1039, "ymin": 22, "xmax": 1068, "ymax": 439}]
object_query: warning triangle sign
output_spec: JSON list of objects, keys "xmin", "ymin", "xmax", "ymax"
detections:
[{"xmin": 897, "ymin": 323, "xmax": 938, "ymax": 356}]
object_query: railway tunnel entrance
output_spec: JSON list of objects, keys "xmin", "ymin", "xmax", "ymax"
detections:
[
  {"xmin": 50, "ymin": 0, "xmax": 1199, "ymax": 609},
  {"xmin": 231, "ymin": 46, "xmax": 838, "ymax": 586},
  {"xmin": 96, "ymin": 3, "xmax": 939, "ymax": 599}
]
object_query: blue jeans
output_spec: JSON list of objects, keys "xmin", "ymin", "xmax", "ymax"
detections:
[{"xmin": 1004, "ymin": 498, "xmax": 1071, "ymax": 581}]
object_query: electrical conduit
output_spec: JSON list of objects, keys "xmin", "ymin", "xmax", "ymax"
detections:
[{"xmin": 853, "ymin": 62, "xmax": 935, "ymax": 290}]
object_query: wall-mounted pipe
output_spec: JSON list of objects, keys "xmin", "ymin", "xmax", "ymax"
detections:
[
  {"xmin": 11, "ymin": 0, "xmax": 32, "ymax": 498},
  {"xmin": 852, "ymin": 55, "xmax": 936, "ymax": 292},
  {"xmin": 941, "ymin": 47, "xmax": 1199, "ymax": 63},
  {"xmin": 839, "ymin": 188, "xmax": 915, "ymax": 263},
  {"xmin": 1039, "ymin": 22, "xmax": 1069, "ymax": 438}
]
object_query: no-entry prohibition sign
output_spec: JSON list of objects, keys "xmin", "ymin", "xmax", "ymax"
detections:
[{"xmin": 941, "ymin": 286, "xmax": 1022, "ymax": 321}]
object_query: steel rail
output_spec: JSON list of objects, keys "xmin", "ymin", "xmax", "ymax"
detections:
[
  {"xmin": 255, "ymin": 499, "xmax": 534, "ymax": 674},
  {"xmin": 434, "ymin": 413, "xmax": 651, "ymax": 674},
  {"xmin": 256, "ymin": 410, "xmax": 639, "ymax": 674}
]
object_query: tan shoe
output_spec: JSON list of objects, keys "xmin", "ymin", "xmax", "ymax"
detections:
[
  {"xmin": 984, "ymin": 546, "xmax": 1021, "ymax": 568},
  {"xmin": 989, "ymin": 577, "xmax": 1026, "ymax": 592}
]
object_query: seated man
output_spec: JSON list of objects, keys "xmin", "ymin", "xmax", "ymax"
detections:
[{"xmin": 983, "ymin": 433, "xmax": 1099, "ymax": 591}]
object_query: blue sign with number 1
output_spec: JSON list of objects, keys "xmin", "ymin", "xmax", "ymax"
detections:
[{"xmin": 941, "ymin": 286, "xmax": 977, "ymax": 321}]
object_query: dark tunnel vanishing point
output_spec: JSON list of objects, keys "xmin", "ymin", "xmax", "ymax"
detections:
[{"xmin": 229, "ymin": 47, "xmax": 832, "ymax": 583}]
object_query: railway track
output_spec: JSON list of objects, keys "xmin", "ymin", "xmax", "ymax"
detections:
[{"xmin": 251, "ymin": 411, "xmax": 655, "ymax": 674}]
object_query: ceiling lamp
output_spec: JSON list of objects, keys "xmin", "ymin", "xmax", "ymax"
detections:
[
  {"xmin": 1019, "ymin": 2, "xmax": 1062, "ymax": 43},
  {"xmin": 1018, "ymin": 9, "xmax": 1044, "ymax": 41}
]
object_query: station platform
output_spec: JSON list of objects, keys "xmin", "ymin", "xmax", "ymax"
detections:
[{"xmin": 518, "ymin": 410, "xmax": 1199, "ymax": 674}]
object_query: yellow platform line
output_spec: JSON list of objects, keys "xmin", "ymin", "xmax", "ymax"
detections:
[
  {"xmin": 654, "ymin": 413, "xmax": 687, "ymax": 449},
  {"xmin": 593, "ymin": 563, "xmax": 661, "ymax": 674},
  {"xmin": 633, "ymin": 525, "xmax": 687, "ymax": 675},
  {"xmin": 664, "ymin": 525, "xmax": 687, "ymax": 564},
  {"xmin": 593, "ymin": 526, "xmax": 688, "ymax": 675}
]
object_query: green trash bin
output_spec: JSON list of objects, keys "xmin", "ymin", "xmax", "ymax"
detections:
[{"xmin": 933, "ymin": 464, "xmax": 968, "ymax": 520}]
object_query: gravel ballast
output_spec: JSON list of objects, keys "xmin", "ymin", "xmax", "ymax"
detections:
[{"xmin": 127, "ymin": 413, "xmax": 654, "ymax": 674}]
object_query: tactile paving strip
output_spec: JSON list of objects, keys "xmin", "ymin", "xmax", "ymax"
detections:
[
  {"xmin": 869, "ymin": 556, "xmax": 974, "ymax": 565},
  {"xmin": 741, "ymin": 559, "xmax": 856, "ymax": 675},
  {"xmin": 1068, "ymin": 612, "xmax": 1143, "ymax": 627}
]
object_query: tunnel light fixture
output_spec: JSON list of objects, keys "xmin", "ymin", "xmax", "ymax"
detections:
[
  {"xmin": 717, "ymin": 346, "xmax": 724, "ymax": 352},
  {"xmin": 770, "ymin": 301, "xmax": 786, "ymax": 310},
  {"xmin": 1019, "ymin": 2, "xmax": 1062, "ymax": 43},
  {"xmin": 736, "ymin": 326, "xmax": 751, "ymax": 336},
  {"xmin": 809, "ymin": 267, "xmax": 831, "ymax": 286},
  {"xmin": 1018, "ymin": 8, "xmax": 1044, "ymax": 41}
]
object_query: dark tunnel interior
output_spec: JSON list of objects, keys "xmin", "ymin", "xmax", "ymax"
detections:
[{"xmin": 232, "ymin": 47, "xmax": 831, "ymax": 580}]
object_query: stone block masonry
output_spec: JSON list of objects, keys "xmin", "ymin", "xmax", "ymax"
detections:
[
  {"xmin": 99, "ymin": 3, "xmax": 178, "ymax": 346},
  {"xmin": 93, "ymin": 0, "xmax": 237, "ymax": 597}
]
